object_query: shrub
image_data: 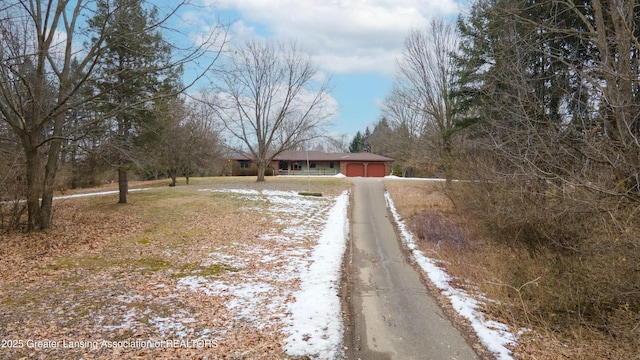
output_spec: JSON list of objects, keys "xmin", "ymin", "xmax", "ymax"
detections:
[
  {"xmin": 392, "ymin": 163, "xmax": 402, "ymax": 176},
  {"xmin": 237, "ymin": 166, "xmax": 274, "ymax": 177},
  {"xmin": 446, "ymin": 165, "xmax": 640, "ymax": 355},
  {"xmin": 408, "ymin": 210, "xmax": 465, "ymax": 248}
]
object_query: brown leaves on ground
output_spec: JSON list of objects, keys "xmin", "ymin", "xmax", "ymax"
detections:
[{"xmin": 0, "ymin": 178, "xmax": 350, "ymax": 359}]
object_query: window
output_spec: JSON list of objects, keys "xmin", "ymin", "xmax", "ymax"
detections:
[
  {"xmin": 310, "ymin": 162, "xmax": 316, "ymax": 169},
  {"xmin": 293, "ymin": 162, "xmax": 302, "ymax": 170},
  {"xmin": 239, "ymin": 160, "xmax": 249, "ymax": 169},
  {"xmin": 329, "ymin": 162, "xmax": 334, "ymax": 169}
]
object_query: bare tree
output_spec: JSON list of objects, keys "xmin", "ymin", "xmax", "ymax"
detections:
[
  {"xmin": 161, "ymin": 99, "xmax": 224, "ymax": 186},
  {"xmin": 380, "ymin": 86, "xmax": 436, "ymax": 177},
  {"xmin": 0, "ymin": 0, "xmax": 103, "ymax": 231},
  {"xmin": 368, "ymin": 117, "xmax": 393, "ymax": 158},
  {"xmin": 394, "ymin": 18, "xmax": 460, "ymax": 181},
  {"xmin": 0, "ymin": 0, "xmax": 226, "ymax": 231},
  {"xmin": 211, "ymin": 40, "xmax": 334, "ymax": 182},
  {"xmin": 298, "ymin": 134, "xmax": 350, "ymax": 153},
  {"xmin": 321, "ymin": 134, "xmax": 351, "ymax": 153}
]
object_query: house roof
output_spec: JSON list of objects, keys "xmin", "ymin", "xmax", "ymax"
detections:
[
  {"xmin": 275, "ymin": 150, "xmax": 394, "ymax": 162},
  {"xmin": 232, "ymin": 150, "xmax": 394, "ymax": 162}
]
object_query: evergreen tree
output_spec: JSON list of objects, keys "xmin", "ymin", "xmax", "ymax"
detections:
[
  {"xmin": 370, "ymin": 117, "xmax": 393, "ymax": 156},
  {"xmin": 349, "ymin": 131, "xmax": 363, "ymax": 153},
  {"xmin": 88, "ymin": 0, "xmax": 182, "ymax": 203},
  {"xmin": 362, "ymin": 127, "xmax": 372, "ymax": 152}
]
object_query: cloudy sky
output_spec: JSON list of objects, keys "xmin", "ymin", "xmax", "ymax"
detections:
[{"xmin": 187, "ymin": 0, "xmax": 465, "ymax": 137}]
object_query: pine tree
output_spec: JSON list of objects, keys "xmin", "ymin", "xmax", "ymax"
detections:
[
  {"xmin": 349, "ymin": 131, "xmax": 363, "ymax": 153},
  {"xmin": 363, "ymin": 127, "xmax": 372, "ymax": 152},
  {"xmin": 370, "ymin": 117, "xmax": 393, "ymax": 156},
  {"xmin": 88, "ymin": 0, "xmax": 182, "ymax": 203}
]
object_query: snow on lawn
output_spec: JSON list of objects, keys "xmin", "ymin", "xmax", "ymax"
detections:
[
  {"xmin": 384, "ymin": 191, "xmax": 518, "ymax": 360},
  {"xmin": 385, "ymin": 175, "xmax": 448, "ymax": 181},
  {"xmin": 283, "ymin": 191, "xmax": 349, "ymax": 359},
  {"xmin": 180, "ymin": 188, "xmax": 349, "ymax": 359},
  {"xmin": 0, "ymin": 188, "xmax": 151, "ymax": 205}
]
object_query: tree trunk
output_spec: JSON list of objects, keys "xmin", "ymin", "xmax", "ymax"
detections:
[
  {"xmin": 443, "ymin": 135, "xmax": 453, "ymax": 186},
  {"xmin": 19, "ymin": 104, "xmax": 65, "ymax": 233},
  {"xmin": 256, "ymin": 160, "xmax": 266, "ymax": 182},
  {"xmin": 118, "ymin": 168, "xmax": 128, "ymax": 204},
  {"xmin": 40, "ymin": 112, "xmax": 66, "ymax": 230},
  {"xmin": 25, "ymin": 145, "xmax": 43, "ymax": 232},
  {"xmin": 40, "ymin": 142, "xmax": 63, "ymax": 230},
  {"xmin": 22, "ymin": 120, "xmax": 64, "ymax": 231}
]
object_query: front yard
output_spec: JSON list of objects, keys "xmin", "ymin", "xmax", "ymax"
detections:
[{"xmin": 0, "ymin": 177, "xmax": 350, "ymax": 359}]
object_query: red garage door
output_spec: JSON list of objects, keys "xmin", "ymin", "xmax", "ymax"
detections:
[
  {"xmin": 367, "ymin": 163, "xmax": 386, "ymax": 177},
  {"xmin": 346, "ymin": 163, "xmax": 364, "ymax": 177}
]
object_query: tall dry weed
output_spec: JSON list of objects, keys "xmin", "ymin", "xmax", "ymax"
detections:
[{"xmin": 408, "ymin": 210, "xmax": 466, "ymax": 248}]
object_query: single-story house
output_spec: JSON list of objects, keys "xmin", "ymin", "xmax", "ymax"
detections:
[{"xmin": 230, "ymin": 150, "xmax": 394, "ymax": 177}]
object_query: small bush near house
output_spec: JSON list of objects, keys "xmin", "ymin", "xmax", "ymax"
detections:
[
  {"xmin": 392, "ymin": 163, "xmax": 403, "ymax": 177},
  {"xmin": 237, "ymin": 167, "xmax": 274, "ymax": 177}
]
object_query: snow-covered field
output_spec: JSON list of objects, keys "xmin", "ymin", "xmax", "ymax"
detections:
[
  {"xmin": 37, "ymin": 182, "xmax": 517, "ymax": 359},
  {"xmin": 181, "ymin": 188, "xmax": 350, "ymax": 359}
]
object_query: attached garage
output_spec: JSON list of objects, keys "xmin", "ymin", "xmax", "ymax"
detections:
[
  {"xmin": 367, "ymin": 163, "xmax": 386, "ymax": 177},
  {"xmin": 339, "ymin": 153, "xmax": 394, "ymax": 178},
  {"xmin": 346, "ymin": 163, "xmax": 365, "ymax": 177}
]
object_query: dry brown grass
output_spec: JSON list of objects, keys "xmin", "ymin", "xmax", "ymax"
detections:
[
  {"xmin": 385, "ymin": 179, "xmax": 640, "ymax": 360},
  {"xmin": 0, "ymin": 176, "xmax": 350, "ymax": 359},
  {"xmin": 385, "ymin": 180, "xmax": 453, "ymax": 218}
]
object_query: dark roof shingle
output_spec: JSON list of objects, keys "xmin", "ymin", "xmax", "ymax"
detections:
[
  {"xmin": 230, "ymin": 150, "xmax": 393, "ymax": 162},
  {"xmin": 275, "ymin": 151, "xmax": 393, "ymax": 162}
]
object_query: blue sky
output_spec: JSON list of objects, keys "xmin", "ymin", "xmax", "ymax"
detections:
[{"xmin": 180, "ymin": 0, "xmax": 464, "ymax": 137}]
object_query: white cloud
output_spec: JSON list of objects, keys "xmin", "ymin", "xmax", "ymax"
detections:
[
  {"xmin": 199, "ymin": 0, "xmax": 461, "ymax": 76},
  {"xmin": 312, "ymin": 49, "xmax": 399, "ymax": 76}
]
